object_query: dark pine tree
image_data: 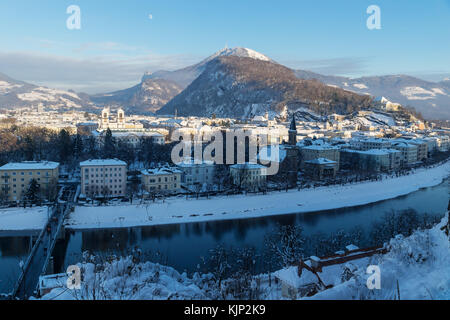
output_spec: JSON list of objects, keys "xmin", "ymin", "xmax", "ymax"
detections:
[
  {"xmin": 57, "ymin": 129, "xmax": 73, "ymax": 163},
  {"xmin": 103, "ymin": 128, "xmax": 116, "ymax": 159}
]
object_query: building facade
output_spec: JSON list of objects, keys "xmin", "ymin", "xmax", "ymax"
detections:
[
  {"xmin": 300, "ymin": 145, "xmax": 340, "ymax": 169},
  {"xmin": 230, "ymin": 163, "xmax": 267, "ymax": 190},
  {"xmin": 80, "ymin": 159, "xmax": 127, "ymax": 198},
  {"xmin": 176, "ymin": 160, "xmax": 215, "ymax": 188},
  {"xmin": 141, "ymin": 167, "xmax": 182, "ymax": 194},
  {"xmin": 0, "ymin": 161, "xmax": 59, "ymax": 202},
  {"xmin": 303, "ymin": 158, "xmax": 338, "ymax": 180}
]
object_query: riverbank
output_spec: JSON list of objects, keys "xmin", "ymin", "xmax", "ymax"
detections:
[
  {"xmin": 0, "ymin": 207, "xmax": 48, "ymax": 232},
  {"xmin": 64, "ymin": 161, "xmax": 450, "ymax": 231}
]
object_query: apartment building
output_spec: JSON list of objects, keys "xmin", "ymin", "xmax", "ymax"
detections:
[
  {"xmin": 141, "ymin": 167, "xmax": 182, "ymax": 194},
  {"xmin": 352, "ymin": 138, "xmax": 392, "ymax": 151},
  {"xmin": 230, "ymin": 163, "xmax": 267, "ymax": 190},
  {"xmin": 300, "ymin": 144, "xmax": 340, "ymax": 169},
  {"xmin": 391, "ymin": 142, "xmax": 418, "ymax": 166},
  {"xmin": 176, "ymin": 160, "xmax": 215, "ymax": 188},
  {"xmin": 303, "ymin": 158, "xmax": 338, "ymax": 180},
  {"xmin": 394, "ymin": 139, "xmax": 428, "ymax": 162},
  {"xmin": 80, "ymin": 159, "xmax": 127, "ymax": 198},
  {"xmin": 0, "ymin": 161, "xmax": 59, "ymax": 202},
  {"xmin": 435, "ymin": 136, "xmax": 450, "ymax": 152}
]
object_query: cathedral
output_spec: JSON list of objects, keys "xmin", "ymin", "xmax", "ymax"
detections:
[{"xmin": 98, "ymin": 108, "xmax": 144, "ymax": 131}]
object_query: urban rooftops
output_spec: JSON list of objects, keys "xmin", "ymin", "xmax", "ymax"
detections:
[{"xmin": 0, "ymin": 161, "xmax": 60, "ymax": 171}]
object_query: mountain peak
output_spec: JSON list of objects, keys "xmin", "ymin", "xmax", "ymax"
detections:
[{"xmin": 206, "ymin": 47, "xmax": 272, "ymax": 63}]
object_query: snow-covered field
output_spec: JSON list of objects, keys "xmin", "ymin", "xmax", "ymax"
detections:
[
  {"xmin": 66, "ymin": 161, "xmax": 450, "ymax": 230},
  {"xmin": 39, "ymin": 213, "xmax": 450, "ymax": 300},
  {"xmin": 0, "ymin": 206, "xmax": 48, "ymax": 231}
]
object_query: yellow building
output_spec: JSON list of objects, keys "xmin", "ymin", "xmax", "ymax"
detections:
[
  {"xmin": 0, "ymin": 161, "xmax": 59, "ymax": 202},
  {"xmin": 141, "ymin": 167, "xmax": 182, "ymax": 194}
]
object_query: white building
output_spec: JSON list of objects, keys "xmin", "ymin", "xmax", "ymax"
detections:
[
  {"xmin": 391, "ymin": 142, "xmax": 418, "ymax": 166},
  {"xmin": 110, "ymin": 131, "xmax": 165, "ymax": 147},
  {"xmin": 80, "ymin": 159, "xmax": 127, "ymax": 198},
  {"xmin": 98, "ymin": 108, "xmax": 144, "ymax": 131},
  {"xmin": 176, "ymin": 160, "xmax": 215, "ymax": 188},
  {"xmin": 230, "ymin": 163, "xmax": 267, "ymax": 190}
]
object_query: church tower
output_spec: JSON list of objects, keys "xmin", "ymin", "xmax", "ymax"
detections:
[
  {"xmin": 289, "ymin": 115, "xmax": 297, "ymax": 145},
  {"xmin": 101, "ymin": 107, "xmax": 110, "ymax": 130},
  {"xmin": 117, "ymin": 108, "xmax": 125, "ymax": 129},
  {"xmin": 285, "ymin": 115, "xmax": 299, "ymax": 187}
]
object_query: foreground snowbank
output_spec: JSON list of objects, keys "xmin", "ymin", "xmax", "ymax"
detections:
[
  {"xmin": 0, "ymin": 206, "xmax": 48, "ymax": 231},
  {"xmin": 304, "ymin": 213, "xmax": 450, "ymax": 300},
  {"xmin": 66, "ymin": 161, "xmax": 450, "ymax": 230}
]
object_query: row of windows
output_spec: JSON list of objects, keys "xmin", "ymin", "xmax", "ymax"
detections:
[
  {"xmin": 87, "ymin": 173, "xmax": 122, "ymax": 178},
  {"xmin": 149, "ymin": 176, "xmax": 177, "ymax": 183},
  {"xmin": 85, "ymin": 179, "xmax": 122, "ymax": 184},
  {"xmin": 85, "ymin": 185, "xmax": 123, "ymax": 191},
  {"xmin": 84, "ymin": 167, "xmax": 123, "ymax": 174},
  {"xmin": 1, "ymin": 171, "xmax": 51, "ymax": 177},
  {"xmin": 149, "ymin": 184, "xmax": 178, "ymax": 191}
]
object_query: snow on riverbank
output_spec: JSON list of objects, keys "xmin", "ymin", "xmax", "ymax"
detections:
[
  {"xmin": 0, "ymin": 206, "xmax": 48, "ymax": 231},
  {"xmin": 66, "ymin": 161, "xmax": 450, "ymax": 230}
]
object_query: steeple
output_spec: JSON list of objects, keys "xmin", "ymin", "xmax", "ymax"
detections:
[
  {"xmin": 288, "ymin": 115, "xmax": 297, "ymax": 145},
  {"xmin": 289, "ymin": 115, "xmax": 297, "ymax": 131}
]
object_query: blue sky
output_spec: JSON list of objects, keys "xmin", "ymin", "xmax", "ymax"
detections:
[{"xmin": 0, "ymin": 0, "xmax": 448, "ymax": 93}]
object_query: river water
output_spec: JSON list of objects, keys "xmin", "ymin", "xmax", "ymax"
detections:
[{"xmin": 0, "ymin": 179, "xmax": 448, "ymax": 294}]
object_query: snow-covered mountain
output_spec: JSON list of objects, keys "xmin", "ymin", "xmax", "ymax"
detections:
[
  {"xmin": 91, "ymin": 47, "xmax": 274, "ymax": 114},
  {"xmin": 157, "ymin": 55, "xmax": 372, "ymax": 118},
  {"xmin": 90, "ymin": 77, "xmax": 182, "ymax": 114},
  {"xmin": 0, "ymin": 72, "xmax": 92, "ymax": 111},
  {"xmin": 143, "ymin": 47, "xmax": 273, "ymax": 88},
  {"xmin": 294, "ymin": 71, "xmax": 450, "ymax": 120}
]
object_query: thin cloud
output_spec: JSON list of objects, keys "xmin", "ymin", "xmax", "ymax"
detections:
[
  {"xmin": 0, "ymin": 50, "xmax": 201, "ymax": 94},
  {"xmin": 279, "ymin": 57, "xmax": 370, "ymax": 76}
]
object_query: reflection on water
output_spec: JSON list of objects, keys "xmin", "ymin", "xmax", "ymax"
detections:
[{"xmin": 0, "ymin": 180, "xmax": 448, "ymax": 294}]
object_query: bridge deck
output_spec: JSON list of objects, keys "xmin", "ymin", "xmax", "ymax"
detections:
[{"xmin": 12, "ymin": 187, "xmax": 75, "ymax": 300}]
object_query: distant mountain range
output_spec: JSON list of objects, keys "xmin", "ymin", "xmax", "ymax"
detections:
[
  {"xmin": 294, "ymin": 71, "xmax": 450, "ymax": 120},
  {"xmin": 0, "ymin": 47, "xmax": 449, "ymax": 119},
  {"xmin": 0, "ymin": 72, "xmax": 92, "ymax": 111}
]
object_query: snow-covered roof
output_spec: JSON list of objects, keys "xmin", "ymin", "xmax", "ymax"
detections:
[
  {"xmin": 302, "ymin": 144, "xmax": 338, "ymax": 151},
  {"xmin": 304, "ymin": 158, "xmax": 337, "ymax": 165},
  {"xmin": 0, "ymin": 161, "xmax": 60, "ymax": 171},
  {"xmin": 80, "ymin": 159, "xmax": 127, "ymax": 167},
  {"xmin": 176, "ymin": 159, "xmax": 215, "ymax": 167},
  {"xmin": 142, "ymin": 167, "xmax": 182, "ymax": 175},
  {"xmin": 230, "ymin": 163, "xmax": 266, "ymax": 170}
]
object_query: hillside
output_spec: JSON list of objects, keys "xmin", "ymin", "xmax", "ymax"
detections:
[
  {"xmin": 294, "ymin": 71, "xmax": 450, "ymax": 120},
  {"xmin": 90, "ymin": 78, "xmax": 182, "ymax": 114},
  {"xmin": 0, "ymin": 72, "xmax": 92, "ymax": 111},
  {"xmin": 157, "ymin": 56, "xmax": 373, "ymax": 118}
]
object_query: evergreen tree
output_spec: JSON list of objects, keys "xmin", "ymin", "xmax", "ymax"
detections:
[
  {"xmin": 57, "ymin": 129, "xmax": 73, "ymax": 163},
  {"xmin": 73, "ymin": 134, "xmax": 84, "ymax": 160},
  {"xmin": 103, "ymin": 128, "xmax": 116, "ymax": 159},
  {"xmin": 25, "ymin": 179, "xmax": 40, "ymax": 204}
]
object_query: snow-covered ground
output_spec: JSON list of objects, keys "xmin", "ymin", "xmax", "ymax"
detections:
[
  {"xmin": 0, "ymin": 206, "xmax": 49, "ymax": 231},
  {"xmin": 66, "ymin": 161, "xmax": 450, "ymax": 230},
  {"xmin": 39, "ymin": 213, "xmax": 450, "ymax": 300},
  {"xmin": 303, "ymin": 213, "xmax": 450, "ymax": 300}
]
